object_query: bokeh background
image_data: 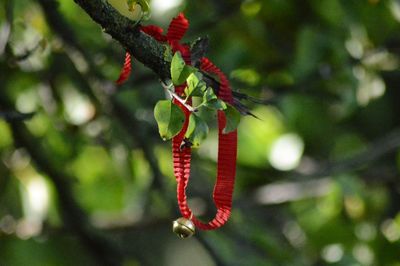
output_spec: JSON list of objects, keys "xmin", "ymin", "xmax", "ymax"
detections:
[{"xmin": 1, "ymin": 0, "xmax": 400, "ymax": 265}]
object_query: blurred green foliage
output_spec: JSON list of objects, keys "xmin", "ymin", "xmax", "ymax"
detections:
[{"xmin": 1, "ymin": 0, "xmax": 400, "ymax": 265}]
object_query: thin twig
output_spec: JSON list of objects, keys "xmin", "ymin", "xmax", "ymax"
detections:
[
  {"xmin": 0, "ymin": 111, "xmax": 35, "ymax": 122},
  {"xmin": 161, "ymin": 81, "xmax": 197, "ymax": 112},
  {"xmin": 296, "ymin": 128, "xmax": 400, "ymax": 180}
]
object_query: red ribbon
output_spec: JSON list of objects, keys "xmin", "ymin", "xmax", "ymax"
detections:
[
  {"xmin": 117, "ymin": 13, "xmax": 237, "ymax": 230},
  {"xmin": 116, "ymin": 52, "xmax": 132, "ymax": 85}
]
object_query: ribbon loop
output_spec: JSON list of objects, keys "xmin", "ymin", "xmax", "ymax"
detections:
[{"xmin": 172, "ymin": 55, "xmax": 237, "ymax": 230}]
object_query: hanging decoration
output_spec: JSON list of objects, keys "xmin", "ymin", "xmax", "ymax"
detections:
[{"xmin": 116, "ymin": 13, "xmax": 239, "ymax": 239}]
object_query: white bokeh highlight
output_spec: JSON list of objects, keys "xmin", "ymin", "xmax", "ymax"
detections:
[
  {"xmin": 151, "ymin": 0, "xmax": 183, "ymax": 16},
  {"xmin": 322, "ymin": 244, "xmax": 344, "ymax": 263},
  {"xmin": 268, "ymin": 133, "xmax": 304, "ymax": 171}
]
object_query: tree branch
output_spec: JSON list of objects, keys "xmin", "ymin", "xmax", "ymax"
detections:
[{"xmin": 73, "ymin": 0, "xmax": 171, "ymax": 81}]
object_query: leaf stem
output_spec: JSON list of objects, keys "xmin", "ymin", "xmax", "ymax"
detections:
[{"xmin": 161, "ymin": 81, "xmax": 197, "ymax": 112}]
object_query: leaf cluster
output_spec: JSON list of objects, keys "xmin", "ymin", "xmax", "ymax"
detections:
[{"xmin": 154, "ymin": 52, "xmax": 240, "ymax": 147}]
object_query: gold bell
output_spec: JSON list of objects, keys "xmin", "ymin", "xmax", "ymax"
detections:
[{"xmin": 172, "ymin": 217, "xmax": 195, "ymax": 239}]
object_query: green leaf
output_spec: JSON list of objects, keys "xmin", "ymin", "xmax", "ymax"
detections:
[
  {"xmin": 186, "ymin": 73, "xmax": 200, "ymax": 93},
  {"xmin": 205, "ymin": 99, "xmax": 227, "ymax": 110},
  {"xmin": 154, "ymin": 100, "xmax": 185, "ymax": 140},
  {"xmin": 171, "ymin": 52, "xmax": 185, "ymax": 85},
  {"xmin": 223, "ymin": 104, "xmax": 241, "ymax": 134},
  {"xmin": 203, "ymin": 87, "xmax": 218, "ymax": 102},
  {"xmin": 185, "ymin": 113, "xmax": 209, "ymax": 148},
  {"xmin": 201, "ymin": 87, "xmax": 226, "ymax": 110},
  {"xmin": 181, "ymin": 66, "xmax": 195, "ymax": 84},
  {"xmin": 127, "ymin": 0, "xmax": 151, "ymax": 20},
  {"xmin": 185, "ymin": 73, "xmax": 205, "ymax": 98},
  {"xmin": 163, "ymin": 45, "xmax": 173, "ymax": 62},
  {"xmin": 135, "ymin": 0, "xmax": 150, "ymax": 13},
  {"xmin": 171, "ymin": 52, "xmax": 194, "ymax": 85},
  {"xmin": 193, "ymin": 82, "xmax": 207, "ymax": 97},
  {"xmin": 185, "ymin": 114, "xmax": 196, "ymax": 139}
]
